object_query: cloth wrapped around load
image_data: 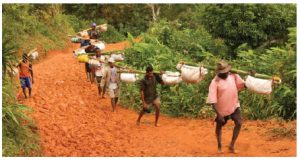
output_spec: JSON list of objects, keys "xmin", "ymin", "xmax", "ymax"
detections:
[
  {"xmin": 245, "ymin": 75, "xmax": 272, "ymax": 94},
  {"xmin": 78, "ymin": 30, "xmax": 89, "ymax": 37},
  {"xmin": 120, "ymin": 73, "xmax": 138, "ymax": 83},
  {"xmin": 71, "ymin": 37, "xmax": 81, "ymax": 43},
  {"xmin": 162, "ymin": 71, "xmax": 182, "ymax": 85},
  {"xmin": 99, "ymin": 24, "xmax": 108, "ymax": 32},
  {"xmin": 176, "ymin": 63, "xmax": 208, "ymax": 84},
  {"xmin": 31, "ymin": 51, "xmax": 39, "ymax": 60},
  {"xmin": 110, "ymin": 53, "xmax": 124, "ymax": 62},
  {"xmin": 92, "ymin": 41, "xmax": 105, "ymax": 50},
  {"xmin": 10, "ymin": 67, "xmax": 19, "ymax": 76},
  {"xmin": 73, "ymin": 48, "xmax": 86, "ymax": 57},
  {"xmin": 77, "ymin": 55, "xmax": 89, "ymax": 63},
  {"xmin": 100, "ymin": 55, "xmax": 109, "ymax": 62},
  {"xmin": 88, "ymin": 59, "xmax": 100, "ymax": 67}
]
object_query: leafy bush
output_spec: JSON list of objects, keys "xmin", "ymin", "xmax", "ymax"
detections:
[
  {"xmin": 2, "ymin": 35, "xmax": 41, "ymax": 156},
  {"xmin": 101, "ymin": 24, "xmax": 126, "ymax": 43},
  {"xmin": 120, "ymin": 20, "xmax": 296, "ymax": 121},
  {"xmin": 233, "ymin": 27, "xmax": 296, "ymax": 120},
  {"xmin": 120, "ymin": 21, "xmax": 222, "ymax": 118}
]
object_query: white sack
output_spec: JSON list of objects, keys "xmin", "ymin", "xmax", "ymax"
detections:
[
  {"xmin": 100, "ymin": 24, "xmax": 108, "ymax": 32},
  {"xmin": 162, "ymin": 71, "xmax": 182, "ymax": 85},
  {"xmin": 94, "ymin": 42, "xmax": 105, "ymax": 50},
  {"xmin": 180, "ymin": 65, "xmax": 208, "ymax": 84},
  {"xmin": 245, "ymin": 75, "xmax": 272, "ymax": 94},
  {"xmin": 31, "ymin": 51, "xmax": 39, "ymax": 60},
  {"xmin": 110, "ymin": 53, "xmax": 124, "ymax": 62},
  {"xmin": 88, "ymin": 59, "xmax": 100, "ymax": 67},
  {"xmin": 100, "ymin": 55, "xmax": 109, "ymax": 62},
  {"xmin": 78, "ymin": 30, "xmax": 89, "ymax": 37},
  {"xmin": 11, "ymin": 67, "xmax": 19, "ymax": 76},
  {"xmin": 120, "ymin": 73, "xmax": 137, "ymax": 83},
  {"xmin": 73, "ymin": 48, "xmax": 86, "ymax": 57}
]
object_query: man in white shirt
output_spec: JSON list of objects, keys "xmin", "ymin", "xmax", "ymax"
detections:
[{"xmin": 104, "ymin": 58, "xmax": 120, "ymax": 112}]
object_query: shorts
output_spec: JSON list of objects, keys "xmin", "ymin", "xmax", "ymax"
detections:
[
  {"xmin": 109, "ymin": 88, "xmax": 119, "ymax": 98},
  {"xmin": 144, "ymin": 97, "xmax": 161, "ymax": 108},
  {"xmin": 96, "ymin": 76, "xmax": 102, "ymax": 85},
  {"xmin": 20, "ymin": 77, "xmax": 31, "ymax": 89},
  {"xmin": 215, "ymin": 107, "xmax": 242, "ymax": 126},
  {"xmin": 85, "ymin": 63, "xmax": 91, "ymax": 73}
]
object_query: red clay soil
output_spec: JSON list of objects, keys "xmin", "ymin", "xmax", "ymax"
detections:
[{"xmin": 20, "ymin": 41, "xmax": 296, "ymax": 157}]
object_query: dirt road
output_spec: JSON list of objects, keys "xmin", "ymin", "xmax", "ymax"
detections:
[{"xmin": 21, "ymin": 41, "xmax": 296, "ymax": 157}]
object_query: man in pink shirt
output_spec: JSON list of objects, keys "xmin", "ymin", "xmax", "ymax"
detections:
[{"xmin": 207, "ymin": 60, "xmax": 245, "ymax": 154}]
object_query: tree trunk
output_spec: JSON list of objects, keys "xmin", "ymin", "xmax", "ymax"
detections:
[{"xmin": 148, "ymin": 4, "xmax": 160, "ymax": 21}]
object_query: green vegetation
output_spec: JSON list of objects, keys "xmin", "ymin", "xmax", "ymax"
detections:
[
  {"xmin": 2, "ymin": 4, "xmax": 296, "ymax": 156},
  {"xmin": 119, "ymin": 4, "xmax": 296, "ymax": 121},
  {"xmin": 202, "ymin": 4, "xmax": 296, "ymax": 56},
  {"xmin": 2, "ymin": 4, "xmax": 75, "ymax": 156}
]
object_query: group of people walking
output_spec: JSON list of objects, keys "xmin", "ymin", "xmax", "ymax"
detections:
[
  {"xmin": 17, "ymin": 22, "xmax": 248, "ymax": 154},
  {"xmin": 80, "ymin": 22, "xmax": 246, "ymax": 153}
]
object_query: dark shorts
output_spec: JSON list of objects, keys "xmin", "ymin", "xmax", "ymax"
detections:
[
  {"xmin": 20, "ymin": 77, "xmax": 31, "ymax": 89},
  {"xmin": 96, "ymin": 76, "xmax": 102, "ymax": 85},
  {"xmin": 215, "ymin": 107, "xmax": 242, "ymax": 126},
  {"xmin": 85, "ymin": 63, "xmax": 91, "ymax": 73}
]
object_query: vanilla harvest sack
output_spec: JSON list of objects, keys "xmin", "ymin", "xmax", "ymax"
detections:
[
  {"xmin": 245, "ymin": 75, "xmax": 272, "ymax": 94},
  {"xmin": 110, "ymin": 53, "xmax": 124, "ymax": 62},
  {"xmin": 120, "ymin": 73, "xmax": 138, "ymax": 83},
  {"xmin": 176, "ymin": 64, "xmax": 208, "ymax": 84},
  {"xmin": 88, "ymin": 59, "xmax": 100, "ymax": 67},
  {"xmin": 93, "ymin": 42, "xmax": 105, "ymax": 50},
  {"xmin": 78, "ymin": 30, "xmax": 89, "ymax": 37},
  {"xmin": 99, "ymin": 24, "xmax": 108, "ymax": 32},
  {"xmin": 162, "ymin": 71, "xmax": 182, "ymax": 85},
  {"xmin": 10, "ymin": 67, "xmax": 19, "ymax": 76},
  {"xmin": 73, "ymin": 48, "xmax": 86, "ymax": 57},
  {"xmin": 31, "ymin": 51, "xmax": 39, "ymax": 60}
]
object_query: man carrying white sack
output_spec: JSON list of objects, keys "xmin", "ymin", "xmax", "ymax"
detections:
[
  {"xmin": 88, "ymin": 22, "xmax": 101, "ymax": 40},
  {"xmin": 104, "ymin": 58, "xmax": 120, "ymax": 112},
  {"xmin": 95, "ymin": 51, "xmax": 107, "ymax": 99},
  {"xmin": 136, "ymin": 66, "xmax": 165, "ymax": 127},
  {"xmin": 206, "ymin": 60, "xmax": 246, "ymax": 154}
]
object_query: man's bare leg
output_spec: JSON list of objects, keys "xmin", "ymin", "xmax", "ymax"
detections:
[
  {"xmin": 111, "ymin": 98, "xmax": 115, "ymax": 112},
  {"xmin": 216, "ymin": 122, "xmax": 223, "ymax": 153},
  {"xmin": 28, "ymin": 88, "xmax": 32, "ymax": 97},
  {"xmin": 22, "ymin": 88, "xmax": 27, "ymax": 99},
  {"xmin": 154, "ymin": 105, "xmax": 160, "ymax": 127},
  {"xmin": 136, "ymin": 108, "xmax": 145, "ymax": 125},
  {"xmin": 229, "ymin": 120, "xmax": 242, "ymax": 153}
]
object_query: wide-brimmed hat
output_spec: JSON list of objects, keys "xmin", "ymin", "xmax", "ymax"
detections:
[
  {"xmin": 81, "ymin": 35, "xmax": 90, "ymax": 40},
  {"xmin": 216, "ymin": 60, "xmax": 232, "ymax": 74}
]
